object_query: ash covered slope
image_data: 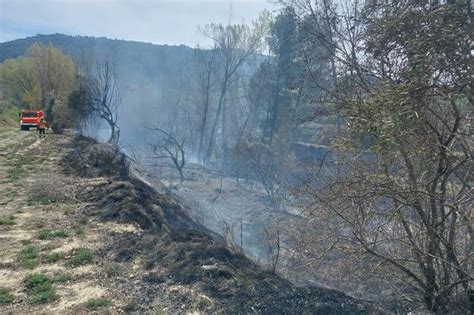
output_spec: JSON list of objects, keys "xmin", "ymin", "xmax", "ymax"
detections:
[{"xmin": 63, "ymin": 135, "xmax": 381, "ymax": 314}]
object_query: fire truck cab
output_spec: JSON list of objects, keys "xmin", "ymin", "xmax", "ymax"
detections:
[{"xmin": 19, "ymin": 110, "xmax": 44, "ymax": 131}]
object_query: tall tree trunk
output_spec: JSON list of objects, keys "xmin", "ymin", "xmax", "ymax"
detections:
[
  {"xmin": 205, "ymin": 78, "xmax": 228, "ymax": 163},
  {"xmin": 197, "ymin": 70, "xmax": 212, "ymax": 162}
]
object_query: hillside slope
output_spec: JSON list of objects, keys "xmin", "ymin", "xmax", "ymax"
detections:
[{"xmin": 0, "ymin": 126, "xmax": 381, "ymax": 313}]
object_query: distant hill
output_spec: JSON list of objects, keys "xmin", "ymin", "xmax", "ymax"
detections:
[
  {"xmin": 0, "ymin": 34, "xmax": 202, "ymax": 143},
  {"xmin": 0, "ymin": 33, "xmax": 195, "ymax": 65},
  {"xmin": 0, "ymin": 34, "xmax": 265, "ymax": 146},
  {"xmin": 0, "ymin": 33, "xmax": 195, "ymax": 86}
]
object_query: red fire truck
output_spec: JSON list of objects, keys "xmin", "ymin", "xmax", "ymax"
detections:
[{"xmin": 19, "ymin": 110, "xmax": 45, "ymax": 131}]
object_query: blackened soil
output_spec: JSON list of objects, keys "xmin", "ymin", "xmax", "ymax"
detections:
[{"xmin": 63, "ymin": 135, "xmax": 382, "ymax": 314}]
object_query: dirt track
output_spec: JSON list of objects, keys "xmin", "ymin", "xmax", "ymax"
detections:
[{"xmin": 0, "ymin": 128, "xmax": 145, "ymax": 313}]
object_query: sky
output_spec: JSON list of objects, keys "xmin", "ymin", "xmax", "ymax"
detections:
[{"xmin": 0, "ymin": 0, "xmax": 276, "ymax": 46}]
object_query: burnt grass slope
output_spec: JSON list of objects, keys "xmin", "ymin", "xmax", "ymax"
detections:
[{"xmin": 62, "ymin": 135, "xmax": 381, "ymax": 314}]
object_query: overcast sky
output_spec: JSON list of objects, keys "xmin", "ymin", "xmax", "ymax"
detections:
[{"xmin": 0, "ymin": 0, "xmax": 276, "ymax": 46}]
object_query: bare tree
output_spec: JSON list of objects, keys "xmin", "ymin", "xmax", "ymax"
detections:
[
  {"xmin": 260, "ymin": 221, "xmax": 282, "ymax": 273},
  {"xmin": 201, "ymin": 15, "xmax": 268, "ymax": 163},
  {"xmin": 193, "ymin": 47, "xmax": 217, "ymax": 162},
  {"xmin": 87, "ymin": 59, "xmax": 121, "ymax": 144},
  {"xmin": 147, "ymin": 125, "xmax": 186, "ymax": 182}
]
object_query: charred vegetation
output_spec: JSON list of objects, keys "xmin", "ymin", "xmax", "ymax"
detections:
[{"xmin": 60, "ymin": 134, "xmax": 380, "ymax": 314}]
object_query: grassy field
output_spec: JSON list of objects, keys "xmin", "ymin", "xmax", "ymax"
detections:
[{"xmin": 0, "ymin": 128, "xmax": 136, "ymax": 313}]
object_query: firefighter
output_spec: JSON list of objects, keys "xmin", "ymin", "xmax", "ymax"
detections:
[{"xmin": 37, "ymin": 118, "xmax": 46, "ymax": 138}]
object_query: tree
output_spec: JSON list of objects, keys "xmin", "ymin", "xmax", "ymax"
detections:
[
  {"xmin": 201, "ymin": 16, "xmax": 267, "ymax": 163},
  {"xmin": 265, "ymin": 6, "xmax": 300, "ymax": 146},
  {"xmin": 290, "ymin": 1, "xmax": 472, "ymax": 312},
  {"xmin": 193, "ymin": 47, "xmax": 217, "ymax": 162},
  {"xmin": 0, "ymin": 43, "xmax": 76, "ymax": 118},
  {"xmin": 147, "ymin": 124, "xmax": 187, "ymax": 182},
  {"xmin": 27, "ymin": 43, "xmax": 76, "ymax": 126},
  {"xmin": 0, "ymin": 57, "xmax": 39, "ymax": 108},
  {"xmin": 86, "ymin": 59, "xmax": 121, "ymax": 144}
]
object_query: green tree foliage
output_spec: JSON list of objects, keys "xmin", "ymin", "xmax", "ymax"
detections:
[
  {"xmin": 292, "ymin": 1, "xmax": 472, "ymax": 312},
  {"xmin": 248, "ymin": 6, "xmax": 334, "ymax": 148},
  {"xmin": 0, "ymin": 57, "xmax": 39, "ymax": 108},
  {"xmin": 0, "ymin": 43, "xmax": 77, "ymax": 132}
]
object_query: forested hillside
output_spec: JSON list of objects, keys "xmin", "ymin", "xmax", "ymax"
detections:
[
  {"xmin": 0, "ymin": 33, "xmax": 194, "ymax": 74},
  {"xmin": 0, "ymin": 34, "xmax": 198, "ymax": 141}
]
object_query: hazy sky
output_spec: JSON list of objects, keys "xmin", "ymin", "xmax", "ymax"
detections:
[{"xmin": 0, "ymin": 0, "xmax": 276, "ymax": 46}]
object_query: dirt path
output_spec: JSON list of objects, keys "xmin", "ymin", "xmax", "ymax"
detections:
[{"xmin": 0, "ymin": 128, "xmax": 140, "ymax": 313}]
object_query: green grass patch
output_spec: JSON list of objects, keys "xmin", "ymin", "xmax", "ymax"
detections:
[
  {"xmin": 1, "ymin": 105, "xmax": 20, "ymax": 124},
  {"xmin": 7, "ymin": 190, "xmax": 17, "ymax": 201},
  {"xmin": 37, "ymin": 229, "xmax": 69, "ymax": 240},
  {"xmin": 46, "ymin": 251, "xmax": 65, "ymax": 263},
  {"xmin": 20, "ymin": 239, "xmax": 32, "ymax": 246},
  {"xmin": 7, "ymin": 166, "xmax": 25, "ymax": 182},
  {"xmin": 53, "ymin": 272, "xmax": 72, "ymax": 284},
  {"xmin": 41, "ymin": 244, "xmax": 56, "ymax": 252},
  {"xmin": 19, "ymin": 245, "xmax": 39, "ymax": 269},
  {"xmin": 25, "ymin": 273, "xmax": 57, "ymax": 304},
  {"xmin": 62, "ymin": 205, "xmax": 74, "ymax": 216},
  {"xmin": 66, "ymin": 248, "xmax": 94, "ymax": 267},
  {"xmin": 84, "ymin": 297, "xmax": 111, "ymax": 310},
  {"xmin": 7, "ymin": 155, "xmax": 35, "ymax": 167},
  {"xmin": 0, "ymin": 215, "xmax": 15, "ymax": 226},
  {"xmin": 105, "ymin": 263, "xmax": 122, "ymax": 277},
  {"xmin": 6, "ymin": 155, "xmax": 35, "ymax": 182},
  {"xmin": 0, "ymin": 288, "xmax": 15, "ymax": 305},
  {"xmin": 75, "ymin": 227, "xmax": 86, "ymax": 237}
]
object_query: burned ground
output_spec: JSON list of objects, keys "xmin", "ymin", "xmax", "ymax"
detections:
[
  {"xmin": 60, "ymin": 134, "xmax": 382, "ymax": 314},
  {"xmin": 0, "ymin": 127, "xmax": 382, "ymax": 314}
]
